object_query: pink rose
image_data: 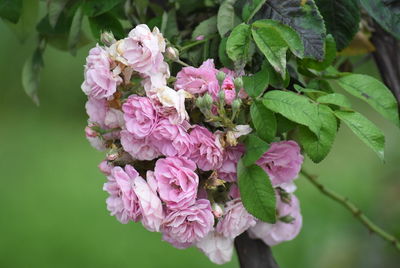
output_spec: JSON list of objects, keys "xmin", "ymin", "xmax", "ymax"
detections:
[
  {"xmin": 154, "ymin": 157, "xmax": 198, "ymax": 209},
  {"xmin": 162, "ymin": 232, "xmax": 193, "ymax": 249},
  {"xmin": 217, "ymin": 145, "xmax": 245, "ymax": 182},
  {"xmin": 190, "ymin": 126, "xmax": 223, "ymax": 171},
  {"xmin": 220, "ymin": 76, "xmax": 236, "ymax": 105},
  {"xmin": 86, "ymin": 98, "xmax": 124, "ymax": 129},
  {"xmin": 133, "ymin": 171, "xmax": 164, "ymax": 232},
  {"xmin": 119, "ymin": 25, "xmax": 165, "ymax": 75},
  {"xmin": 175, "ymin": 59, "xmax": 218, "ymax": 94},
  {"xmin": 162, "ymin": 199, "xmax": 214, "ymax": 244},
  {"xmin": 216, "ymin": 199, "xmax": 256, "ymax": 239},
  {"xmin": 248, "ymin": 194, "xmax": 302, "ymax": 246},
  {"xmin": 150, "ymin": 119, "xmax": 193, "ymax": 157},
  {"xmin": 196, "ymin": 231, "xmax": 234, "ymax": 265},
  {"xmin": 256, "ymin": 140, "xmax": 304, "ymax": 187},
  {"xmin": 122, "ymin": 95, "xmax": 157, "ymax": 138},
  {"xmin": 103, "ymin": 165, "xmax": 142, "ymax": 224},
  {"xmin": 81, "ymin": 46, "xmax": 121, "ymax": 99},
  {"xmin": 120, "ymin": 130, "xmax": 160, "ymax": 161},
  {"xmin": 86, "ymin": 97, "xmax": 107, "ymax": 128}
]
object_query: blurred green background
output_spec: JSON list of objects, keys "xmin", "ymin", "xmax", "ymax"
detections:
[{"xmin": 1, "ymin": 19, "xmax": 400, "ymax": 268}]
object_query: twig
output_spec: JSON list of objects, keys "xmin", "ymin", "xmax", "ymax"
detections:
[{"xmin": 301, "ymin": 169, "xmax": 400, "ymax": 252}]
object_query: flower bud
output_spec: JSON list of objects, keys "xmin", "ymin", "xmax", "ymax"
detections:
[
  {"xmin": 165, "ymin": 46, "xmax": 179, "ymax": 61},
  {"xmin": 195, "ymin": 95, "xmax": 205, "ymax": 109},
  {"xmin": 203, "ymin": 93, "xmax": 213, "ymax": 109},
  {"xmin": 216, "ymin": 71, "xmax": 226, "ymax": 84},
  {"xmin": 231, "ymin": 98, "xmax": 242, "ymax": 112},
  {"xmin": 234, "ymin": 77, "xmax": 243, "ymax": 90},
  {"xmin": 212, "ymin": 203, "xmax": 224, "ymax": 218},
  {"xmin": 85, "ymin": 126, "xmax": 98, "ymax": 138},
  {"xmin": 100, "ymin": 31, "xmax": 116, "ymax": 46}
]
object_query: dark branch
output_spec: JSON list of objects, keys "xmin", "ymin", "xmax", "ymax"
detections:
[
  {"xmin": 371, "ymin": 21, "xmax": 400, "ymax": 105},
  {"xmin": 234, "ymin": 232, "xmax": 279, "ymax": 268}
]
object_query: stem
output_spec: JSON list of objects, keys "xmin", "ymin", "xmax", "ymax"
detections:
[
  {"xmin": 180, "ymin": 34, "xmax": 218, "ymax": 52},
  {"xmin": 175, "ymin": 59, "xmax": 190, "ymax": 67},
  {"xmin": 301, "ymin": 169, "xmax": 400, "ymax": 252}
]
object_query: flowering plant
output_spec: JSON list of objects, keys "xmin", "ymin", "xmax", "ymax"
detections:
[
  {"xmin": 81, "ymin": 17, "xmax": 399, "ymax": 263},
  {"xmin": 10, "ymin": 0, "xmax": 400, "ymax": 265}
]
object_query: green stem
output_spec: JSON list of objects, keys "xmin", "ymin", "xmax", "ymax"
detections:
[
  {"xmin": 180, "ymin": 34, "xmax": 218, "ymax": 52},
  {"xmin": 300, "ymin": 169, "xmax": 400, "ymax": 252}
]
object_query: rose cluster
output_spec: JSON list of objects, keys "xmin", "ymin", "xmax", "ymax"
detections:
[{"xmin": 82, "ymin": 24, "xmax": 304, "ymax": 265}]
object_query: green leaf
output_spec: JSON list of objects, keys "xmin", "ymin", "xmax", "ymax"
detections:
[
  {"xmin": 192, "ymin": 16, "xmax": 218, "ymax": 40},
  {"xmin": 254, "ymin": 0, "xmax": 326, "ymax": 60},
  {"xmin": 83, "ymin": 0, "xmax": 123, "ymax": 17},
  {"xmin": 264, "ymin": 61, "xmax": 290, "ymax": 89},
  {"xmin": 334, "ymin": 111, "xmax": 385, "ymax": 160},
  {"xmin": 242, "ymin": 134, "xmax": 269, "ymax": 166},
  {"xmin": 317, "ymin": 93, "xmax": 352, "ymax": 108},
  {"xmin": 68, "ymin": 5, "xmax": 84, "ymax": 55},
  {"xmin": 89, "ymin": 12, "xmax": 125, "ymax": 40},
  {"xmin": 217, "ymin": 0, "xmax": 238, "ymax": 37},
  {"xmin": 48, "ymin": 0, "xmax": 69, "ymax": 28},
  {"xmin": 315, "ymin": 0, "xmax": 360, "ymax": 50},
  {"xmin": 250, "ymin": 101, "xmax": 276, "ymax": 142},
  {"xmin": 251, "ymin": 24, "xmax": 288, "ymax": 76},
  {"xmin": 161, "ymin": 9, "xmax": 178, "ymax": 40},
  {"xmin": 0, "ymin": 0, "xmax": 22, "ymax": 23},
  {"xmin": 300, "ymin": 34, "xmax": 336, "ymax": 71},
  {"xmin": 22, "ymin": 49, "xmax": 43, "ymax": 105},
  {"xmin": 237, "ymin": 160, "xmax": 276, "ymax": 223},
  {"xmin": 253, "ymin": 19, "xmax": 304, "ymax": 58},
  {"xmin": 337, "ymin": 74, "xmax": 400, "ymax": 127},
  {"xmin": 219, "ymin": 37, "xmax": 234, "ymax": 69},
  {"xmin": 263, "ymin": 90, "xmax": 323, "ymax": 136},
  {"xmin": 242, "ymin": 65, "xmax": 269, "ymax": 98},
  {"xmin": 226, "ymin": 23, "xmax": 251, "ymax": 66},
  {"xmin": 7, "ymin": 0, "xmax": 38, "ymax": 42},
  {"xmin": 242, "ymin": 0, "xmax": 266, "ymax": 23},
  {"xmin": 298, "ymin": 104, "xmax": 337, "ymax": 163},
  {"xmin": 359, "ymin": 0, "xmax": 400, "ymax": 40}
]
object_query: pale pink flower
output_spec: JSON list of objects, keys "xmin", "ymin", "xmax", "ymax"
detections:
[
  {"xmin": 162, "ymin": 199, "xmax": 214, "ymax": 244},
  {"xmin": 117, "ymin": 25, "xmax": 165, "ymax": 75},
  {"xmin": 175, "ymin": 59, "xmax": 218, "ymax": 94},
  {"xmin": 196, "ymin": 231, "xmax": 234, "ymax": 265},
  {"xmin": 86, "ymin": 135, "xmax": 107, "ymax": 151},
  {"xmin": 216, "ymin": 199, "xmax": 256, "ymax": 239},
  {"xmin": 120, "ymin": 130, "xmax": 160, "ymax": 161},
  {"xmin": 154, "ymin": 157, "xmax": 198, "ymax": 209},
  {"xmin": 248, "ymin": 194, "xmax": 302, "ymax": 246},
  {"xmin": 86, "ymin": 98, "xmax": 124, "ymax": 130},
  {"xmin": 217, "ymin": 145, "xmax": 245, "ymax": 182},
  {"xmin": 162, "ymin": 232, "xmax": 193, "ymax": 249},
  {"xmin": 256, "ymin": 140, "xmax": 304, "ymax": 187},
  {"xmin": 104, "ymin": 108, "xmax": 124, "ymax": 129},
  {"xmin": 190, "ymin": 126, "xmax": 223, "ymax": 171},
  {"xmin": 103, "ymin": 165, "xmax": 142, "ymax": 224},
  {"xmin": 156, "ymin": 86, "xmax": 189, "ymax": 123},
  {"xmin": 122, "ymin": 95, "xmax": 157, "ymax": 138},
  {"xmin": 81, "ymin": 45, "xmax": 121, "ymax": 99},
  {"xmin": 86, "ymin": 97, "xmax": 107, "ymax": 128},
  {"xmin": 133, "ymin": 171, "xmax": 164, "ymax": 232},
  {"xmin": 150, "ymin": 119, "xmax": 193, "ymax": 157}
]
